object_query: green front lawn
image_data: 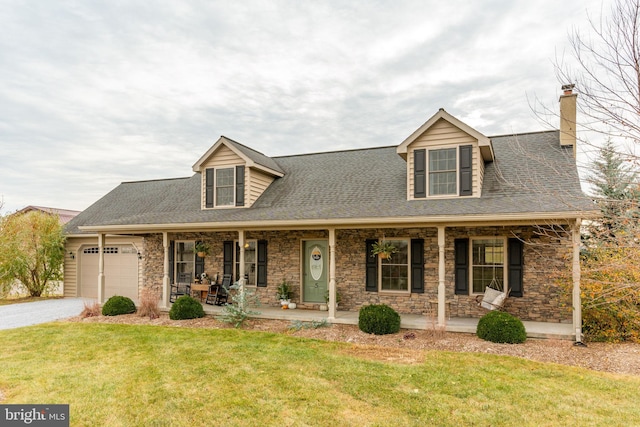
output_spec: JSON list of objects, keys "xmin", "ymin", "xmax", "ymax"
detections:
[{"xmin": 0, "ymin": 323, "xmax": 638, "ymax": 426}]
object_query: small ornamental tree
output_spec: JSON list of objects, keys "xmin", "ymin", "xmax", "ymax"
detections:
[{"xmin": 0, "ymin": 210, "xmax": 66, "ymax": 297}]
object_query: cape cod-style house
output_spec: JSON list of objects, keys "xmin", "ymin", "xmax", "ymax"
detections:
[{"xmin": 64, "ymin": 86, "xmax": 596, "ymax": 341}]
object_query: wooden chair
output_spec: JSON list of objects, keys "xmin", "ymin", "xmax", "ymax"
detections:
[
  {"xmin": 205, "ymin": 274, "xmax": 232, "ymax": 306},
  {"xmin": 170, "ymin": 272, "xmax": 192, "ymax": 303}
]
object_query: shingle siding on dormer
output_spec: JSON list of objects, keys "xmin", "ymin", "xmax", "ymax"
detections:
[{"xmin": 407, "ymin": 118, "xmax": 482, "ymax": 199}]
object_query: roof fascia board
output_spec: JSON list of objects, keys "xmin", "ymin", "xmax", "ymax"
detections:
[{"xmin": 78, "ymin": 210, "xmax": 598, "ymax": 234}]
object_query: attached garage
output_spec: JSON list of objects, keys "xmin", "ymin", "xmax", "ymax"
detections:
[{"xmin": 79, "ymin": 244, "xmax": 140, "ymax": 302}]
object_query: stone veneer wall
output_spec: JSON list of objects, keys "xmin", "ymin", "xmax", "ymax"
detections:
[{"xmin": 142, "ymin": 225, "xmax": 573, "ymax": 322}]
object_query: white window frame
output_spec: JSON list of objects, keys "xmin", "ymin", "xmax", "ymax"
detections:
[
  {"xmin": 215, "ymin": 167, "xmax": 235, "ymax": 207},
  {"xmin": 234, "ymin": 240, "xmax": 257, "ymax": 286},
  {"xmin": 174, "ymin": 240, "xmax": 195, "ymax": 283},
  {"xmin": 470, "ymin": 237, "xmax": 506, "ymax": 295},
  {"xmin": 427, "ymin": 146, "xmax": 458, "ymax": 197},
  {"xmin": 378, "ymin": 238, "xmax": 411, "ymax": 293}
]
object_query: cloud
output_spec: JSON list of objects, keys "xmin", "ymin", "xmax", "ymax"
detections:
[{"xmin": 0, "ymin": 0, "xmax": 602, "ymax": 213}]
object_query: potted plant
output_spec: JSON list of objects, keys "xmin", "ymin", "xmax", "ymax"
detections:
[
  {"xmin": 193, "ymin": 242, "xmax": 210, "ymax": 258},
  {"xmin": 371, "ymin": 240, "xmax": 397, "ymax": 260},
  {"xmin": 276, "ymin": 280, "xmax": 292, "ymax": 308},
  {"xmin": 324, "ymin": 289, "xmax": 342, "ymax": 307}
]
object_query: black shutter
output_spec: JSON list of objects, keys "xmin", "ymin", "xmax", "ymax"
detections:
[
  {"xmin": 410, "ymin": 239, "xmax": 424, "ymax": 293},
  {"xmin": 205, "ymin": 168, "xmax": 214, "ymax": 208},
  {"xmin": 454, "ymin": 238, "xmax": 469, "ymax": 295},
  {"xmin": 223, "ymin": 241, "xmax": 234, "ymax": 279},
  {"xmin": 236, "ymin": 166, "xmax": 245, "ymax": 207},
  {"xmin": 257, "ymin": 240, "xmax": 267, "ymax": 287},
  {"xmin": 365, "ymin": 239, "xmax": 378, "ymax": 292},
  {"xmin": 508, "ymin": 238, "xmax": 524, "ymax": 297},
  {"xmin": 168, "ymin": 240, "xmax": 175, "ymax": 284},
  {"xmin": 414, "ymin": 149, "xmax": 426, "ymax": 198},
  {"xmin": 459, "ymin": 145, "xmax": 472, "ymax": 196},
  {"xmin": 195, "ymin": 240, "xmax": 205, "ymax": 279}
]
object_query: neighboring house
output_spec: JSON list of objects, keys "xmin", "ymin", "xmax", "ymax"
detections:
[
  {"xmin": 15, "ymin": 206, "xmax": 80, "ymax": 225},
  {"xmin": 64, "ymin": 86, "xmax": 596, "ymax": 340}
]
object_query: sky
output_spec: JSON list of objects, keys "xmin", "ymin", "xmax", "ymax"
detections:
[{"xmin": 0, "ymin": 0, "xmax": 605, "ymax": 214}]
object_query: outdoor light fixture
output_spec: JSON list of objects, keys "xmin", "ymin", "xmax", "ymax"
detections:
[
  {"xmin": 137, "ymin": 252, "xmax": 142, "ymax": 260},
  {"xmin": 69, "ymin": 251, "xmax": 75, "ymax": 259}
]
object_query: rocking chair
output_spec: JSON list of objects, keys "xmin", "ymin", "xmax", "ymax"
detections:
[
  {"xmin": 205, "ymin": 274, "xmax": 231, "ymax": 306},
  {"xmin": 170, "ymin": 272, "xmax": 192, "ymax": 303}
]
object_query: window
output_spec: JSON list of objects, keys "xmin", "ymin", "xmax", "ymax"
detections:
[
  {"xmin": 429, "ymin": 148, "xmax": 457, "ymax": 196},
  {"xmin": 380, "ymin": 239, "xmax": 409, "ymax": 292},
  {"xmin": 413, "ymin": 145, "xmax": 472, "ymax": 199},
  {"xmin": 175, "ymin": 241, "xmax": 195, "ymax": 282},
  {"xmin": 216, "ymin": 168, "xmax": 235, "ymax": 206},
  {"xmin": 235, "ymin": 240, "xmax": 257, "ymax": 286},
  {"xmin": 471, "ymin": 238, "xmax": 504, "ymax": 293}
]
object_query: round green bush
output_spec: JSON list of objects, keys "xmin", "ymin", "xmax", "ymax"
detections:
[
  {"xmin": 102, "ymin": 295, "xmax": 136, "ymax": 316},
  {"xmin": 169, "ymin": 295, "xmax": 205, "ymax": 320},
  {"xmin": 358, "ymin": 304, "xmax": 401, "ymax": 335},
  {"xmin": 476, "ymin": 310, "xmax": 527, "ymax": 344}
]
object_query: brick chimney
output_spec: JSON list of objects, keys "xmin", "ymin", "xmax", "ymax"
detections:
[{"xmin": 559, "ymin": 84, "xmax": 577, "ymax": 157}]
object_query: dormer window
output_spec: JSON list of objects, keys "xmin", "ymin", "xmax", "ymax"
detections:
[
  {"xmin": 429, "ymin": 148, "xmax": 457, "ymax": 196},
  {"xmin": 413, "ymin": 145, "xmax": 473, "ymax": 198},
  {"xmin": 216, "ymin": 168, "xmax": 235, "ymax": 206},
  {"xmin": 205, "ymin": 166, "xmax": 245, "ymax": 208}
]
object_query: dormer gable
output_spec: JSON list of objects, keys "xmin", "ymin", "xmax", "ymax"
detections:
[
  {"xmin": 396, "ymin": 109, "xmax": 494, "ymax": 200},
  {"xmin": 192, "ymin": 136, "xmax": 284, "ymax": 209}
]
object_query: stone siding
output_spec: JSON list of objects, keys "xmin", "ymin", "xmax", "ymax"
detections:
[{"xmin": 141, "ymin": 226, "xmax": 573, "ymax": 322}]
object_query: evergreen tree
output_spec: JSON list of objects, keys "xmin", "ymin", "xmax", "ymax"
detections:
[{"xmin": 587, "ymin": 139, "xmax": 639, "ymax": 243}]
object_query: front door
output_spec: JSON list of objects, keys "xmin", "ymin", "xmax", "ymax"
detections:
[{"xmin": 303, "ymin": 240, "xmax": 327, "ymax": 303}]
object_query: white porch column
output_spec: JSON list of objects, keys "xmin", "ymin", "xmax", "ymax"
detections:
[
  {"xmin": 437, "ymin": 226, "xmax": 446, "ymax": 326},
  {"xmin": 162, "ymin": 232, "xmax": 169, "ymax": 308},
  {"xmin": 98, "ymin": 233, "xmax": 105, "ymax": 304},
  {"xmin": 572, "ymin": 218, "xmax": 583, "ymax": 343},
  {"xmin": 238, "ymin": 230, "xmax": 246, "ymax": 286},
  {"xmin": 328, "ymin": 228, "xmax": 336, "ymax": 322}
]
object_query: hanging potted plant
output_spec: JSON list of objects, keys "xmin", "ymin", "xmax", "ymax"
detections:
[
  {"xmin": 371, "ymin": 240, "xmax": 397, "ymax": 260},
  {"xmin": 193, "ymin": 242, "xmax": 210, "ymax": 258}
]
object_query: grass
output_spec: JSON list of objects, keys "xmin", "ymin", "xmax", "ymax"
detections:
[
  {"xmin": 0, "ymin": 323, "xmax": 639, "ymax": 426},
  {"xmin": 0, "ymin": 295, "xmax": 63, "ymax": 306}
]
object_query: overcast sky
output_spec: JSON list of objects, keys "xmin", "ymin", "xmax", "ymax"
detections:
[{"xmin": 0, "ymin": 0, "xmax": 604, "ymax": 214}]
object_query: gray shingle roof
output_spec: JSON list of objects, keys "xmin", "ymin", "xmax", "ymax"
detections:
[
  {"xmin": 66, "ymin": 130, "xmax": 595, "ymax": 234},
  {"xmin": 222, "ymin": 136, "xmax": 284, "ymax": 175}
]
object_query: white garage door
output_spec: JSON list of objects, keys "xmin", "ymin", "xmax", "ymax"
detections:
[{"xmin": 79, "ymin": 245, "xmax": 139, "ymax": 303}]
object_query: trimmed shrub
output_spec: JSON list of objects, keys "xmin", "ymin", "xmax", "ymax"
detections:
[
  {"xmin": 102, "ymin": 295, "xmax": 136, "ymax": 316},
  {"xmin": 358, "ymin": 304, "xmax": 401, "ymax": 335},
  {"xmin": 169, "ymin": 295, "xmax": 205, "ymax": 320},
  {"xmin": 476, "ymin": 310, "xmax": 527, "ymax": 344}
]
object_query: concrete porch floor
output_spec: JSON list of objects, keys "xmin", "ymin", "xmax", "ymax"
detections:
[{"xmin": 196, "ymin": 304, "xmax": 575, "ymax": 340}]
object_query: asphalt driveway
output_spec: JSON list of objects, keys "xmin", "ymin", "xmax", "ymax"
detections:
[{"xmin": 0, "ymin": 298, "xmax": 91, "ymax": 330}]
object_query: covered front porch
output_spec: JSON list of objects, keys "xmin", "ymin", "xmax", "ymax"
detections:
[{"xmin": 193, "ymin": 304, "xmax": 575, "ymax": 340}]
